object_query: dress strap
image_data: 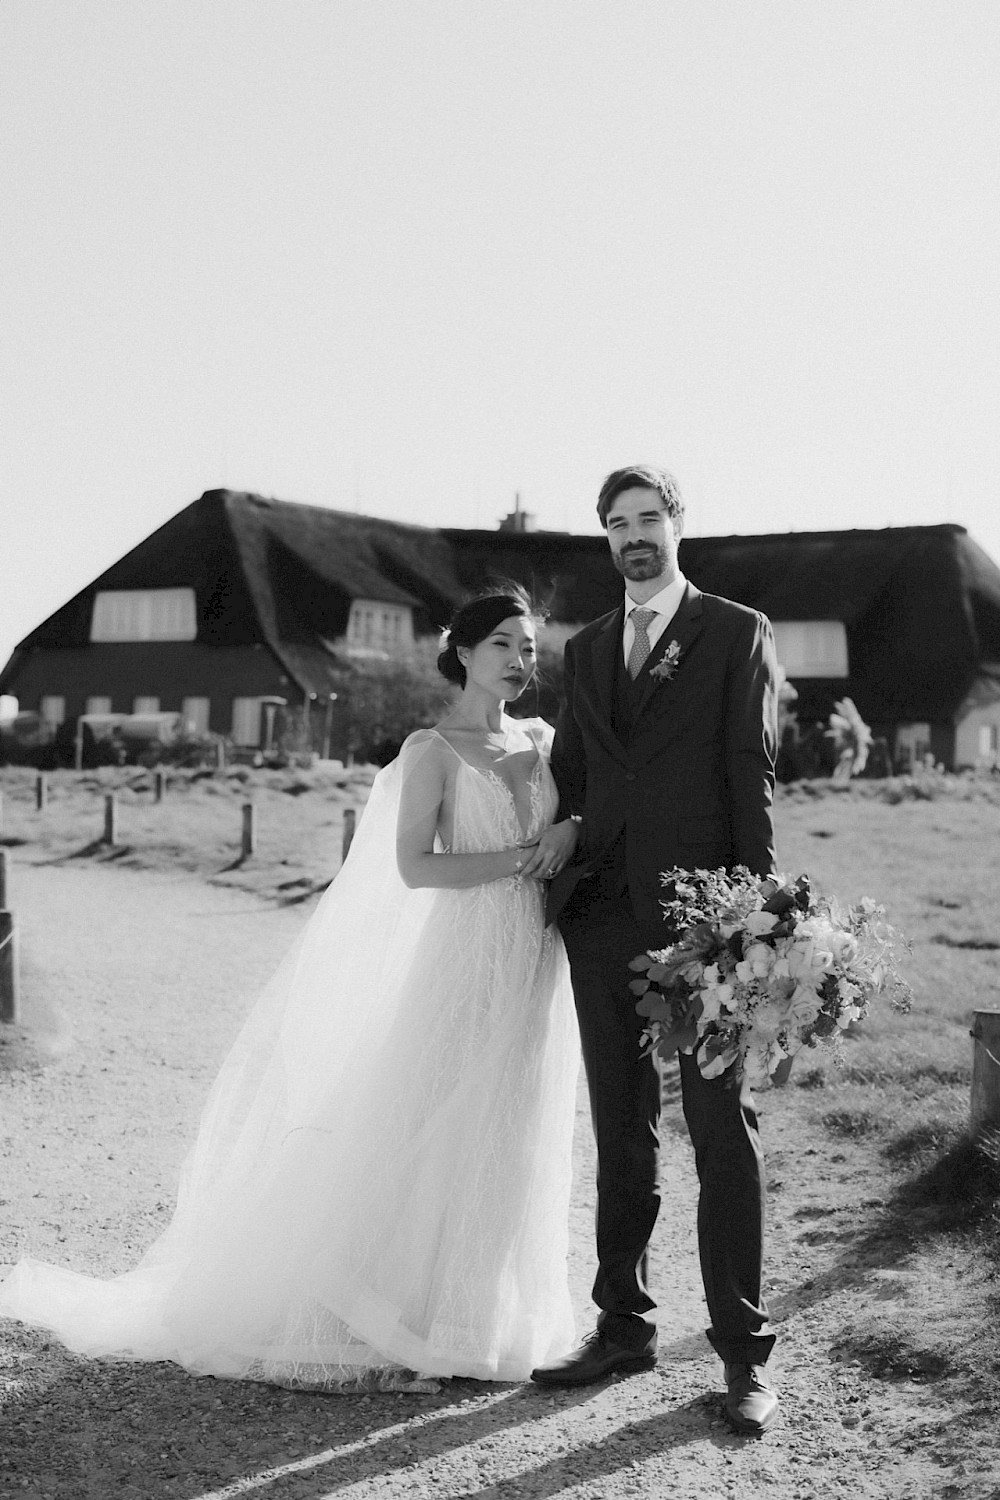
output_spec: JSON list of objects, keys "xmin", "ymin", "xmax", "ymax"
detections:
[{"xmin": 522, "ymin": 717, "xmax": 554, "ymax": 757}]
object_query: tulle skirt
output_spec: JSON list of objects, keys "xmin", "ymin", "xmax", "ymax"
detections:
[{"xmin": 0, "ymin": 762, "xmax": 579, "ymax": 1386}]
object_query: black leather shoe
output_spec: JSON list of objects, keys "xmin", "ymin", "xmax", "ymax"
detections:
[
  {"xmin": 723, "ymin": 1363, "xmax": 779, "ymax": 1434},
  {"xmin": 530, "ymin": 1329, "xmax": 657, "ymax": 1387}
]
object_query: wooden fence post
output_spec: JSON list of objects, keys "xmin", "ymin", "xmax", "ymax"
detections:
[
  {"xmin": 0, "ymin": 830, "xmax": 13, "ymax": 1022},
  {"xmin": 155, "ymin": 769, "xmax": 167, "ymax": 803},
  {"xmin": 971, "ymin": 1010, "xmax": 1000, "ymax": 1136},
  {"xmin": 0, "ymin": 910, "xmax": 18, "ymax": 1024},
  {"xmin": 103, "ymin": 792, "xmax": 118, "ymax": 846},
  {"xmin": 341, "ymin": 808, "xmax": 356, "ymax": 864},
  {"xmin": 241, "ymin": 802, "xmax": 257, "ymax": 859},
  {"xmin": 216, "ymin": 740, "xmax": 226, "ymax": 770},
  {"xmin": 36, "ymin": 772, "xmax": 48, "ymax": 811}
]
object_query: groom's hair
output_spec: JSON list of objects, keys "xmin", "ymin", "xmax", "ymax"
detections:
[{"xmin": 596, "ymin": 465, "xmax": 685, "ymax": 529}]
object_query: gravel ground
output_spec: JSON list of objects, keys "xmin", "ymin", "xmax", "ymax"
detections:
[{"xmin": 1, "ymin": 857, "xmax": 998, "ymax": 1499}]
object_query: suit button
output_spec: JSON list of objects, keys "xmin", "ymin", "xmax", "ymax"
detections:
[{"xmin": 625, "ymin": 772, "xmax": 636, "ymax": 782}]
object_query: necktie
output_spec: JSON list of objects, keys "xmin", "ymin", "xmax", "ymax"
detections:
[{"xmin": 627, "ymin": 607, "xmax": 656, "ymax": 679}]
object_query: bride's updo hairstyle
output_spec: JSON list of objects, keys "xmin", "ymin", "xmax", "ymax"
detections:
[{"xmin": 437, "ymin": 583, "xmax": 544, "ymax": 689}]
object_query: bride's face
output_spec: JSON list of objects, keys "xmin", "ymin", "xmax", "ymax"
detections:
[{"xmin": 460, "ymin": 614, "xmax": 538, "ymax": 701}]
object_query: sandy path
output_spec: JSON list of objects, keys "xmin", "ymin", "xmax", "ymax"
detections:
[
  {"xmin": 2, "ymin": 859, "xmax": 990, "ymax": 1498},
  {"xmin": 3, "ymin": 859, "xmax": 703, "ymax": 1313}
]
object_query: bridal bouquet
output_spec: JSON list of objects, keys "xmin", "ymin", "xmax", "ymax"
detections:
[{"xmin": 629, "ymin": 866, "xmax": 911, "ymax": 1088}]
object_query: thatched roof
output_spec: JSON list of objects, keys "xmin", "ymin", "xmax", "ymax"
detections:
[
  {"xmin": 444, "ymin": 521, "xmax": 1000, "ymax": 723},
  {"xmin": 221, "ymin": 493, "xmax": 464, "ymax": 694},
  {"xmin": 5, "ymin": 493, "xmax": 1000, "ymax": 723},
  {"xmin": 7, "ymin": 491, "xmax": 466, "ymax": 697},
  {"xmin": 442, "ymin": 528, "xmax": 623, "ymax": 622},
  {"xmin": 680, "ymin": 524, "xmax": 1000, "ymax": 723}
]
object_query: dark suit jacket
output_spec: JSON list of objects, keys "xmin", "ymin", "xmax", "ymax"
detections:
[{"xmin": 546, "ymin": 584, "xmax": 778, "ymax": 937}]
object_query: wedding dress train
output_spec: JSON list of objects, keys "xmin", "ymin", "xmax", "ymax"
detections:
[{"xmin": 0, "ymin": 719, "xmax": 579, "ymax": 1386}]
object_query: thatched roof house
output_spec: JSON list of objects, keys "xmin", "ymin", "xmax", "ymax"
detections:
[
  {"xmin": 3, "ymin": 490, "xmax": 1000, "ymax": 769},
  {"xmin": 444, "ymin": 520, "xmax": 1000, "ymax": 769},
  {"xmin": 680, "ymin": 523, "xmax": 1000, "ymax": 768}
]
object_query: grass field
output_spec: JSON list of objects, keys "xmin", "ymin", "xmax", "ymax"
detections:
[{"xmin": 765, "ymin": 774, "xmax": 1000, "ymax": 1409}]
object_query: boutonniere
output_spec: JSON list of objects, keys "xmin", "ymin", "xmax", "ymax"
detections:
[{"xmin": 649, "ymin": 639, "xmax": 682, "ymax": 682}]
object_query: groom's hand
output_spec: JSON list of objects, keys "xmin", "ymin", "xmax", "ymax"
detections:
[{"xmin": 519, "ymin": 818, "xmax": 580, "ymax": 880}]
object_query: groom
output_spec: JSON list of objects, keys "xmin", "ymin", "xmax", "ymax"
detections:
[{"xmin": 531, "ymin": 464, "xmax": 780, "ymax": 1435}]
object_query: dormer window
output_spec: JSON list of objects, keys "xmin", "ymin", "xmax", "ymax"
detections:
[
  {"xmin": 346, "ymin": 600, "xmax": 413, "ymax": 653},
  {"xmin": 90, "ymin": 589, "xmax": 197, "ymax": 642},
  {"xmin": 771, "ymin": 621, "xmax": 848, "ymax": 678}
]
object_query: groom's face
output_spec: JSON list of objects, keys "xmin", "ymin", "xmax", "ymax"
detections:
[{"xmin": 605, "ymin": 487, "xmax": 682, "ymax": 586}]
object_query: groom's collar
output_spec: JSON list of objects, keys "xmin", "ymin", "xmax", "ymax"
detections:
[{"xmin": 624, "ymin": 572, "xmax": 687, "ymax": 626}]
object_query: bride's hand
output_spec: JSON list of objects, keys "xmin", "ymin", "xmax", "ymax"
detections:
[{"xmin": 518, "ymin": 819, "xmax": 580, "ymax": 880}]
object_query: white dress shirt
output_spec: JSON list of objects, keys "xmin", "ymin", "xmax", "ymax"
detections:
[{"xmin": 622, "ymin": 573, "xmax": 688, "ymax": 666}]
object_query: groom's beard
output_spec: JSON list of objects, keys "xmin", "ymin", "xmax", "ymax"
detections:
[{"xmin": 613, "ymin": 543, "xmax": 670, "ymax": 582}]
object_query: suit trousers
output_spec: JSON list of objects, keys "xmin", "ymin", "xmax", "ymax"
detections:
[{"xmin": 559, "ymin": 883, "xmax": 776, "ymax": 1365}]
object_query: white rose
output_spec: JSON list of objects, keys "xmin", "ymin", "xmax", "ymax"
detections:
[
  {"xmin": 831, "ymin": 932, "xmax": 859, "ymax": 964},
  {"xmin": 746, "ymin": 910, "xmax": 779, "ymax": 937},
  {"xmin": 786, "ymin": 942, "xmax": 813, "ymax": 979},
  {"xmin": 715, "ymin": 983, "xmax": 736, "ymax": 1011},
  {"xmin": 789, "ymin": 985, "xmax": 821, "ymax": 1028},
  {"xmin": 745, "ymin": 941, "xmax": 774, "ymax": 978}
]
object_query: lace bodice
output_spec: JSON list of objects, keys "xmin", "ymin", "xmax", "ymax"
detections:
[
  {"xmin": 434, "ymin": 736, "xmax": 555, "ymax": 853},
  {"xmin": 399, "ymin": 719, "xmax": 559, "ymax": 856}
]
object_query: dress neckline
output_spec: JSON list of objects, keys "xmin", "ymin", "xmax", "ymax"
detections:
[
  {"xmin": 429, "ymin": 727, "xmax": 542, "ymax": 843},
  {"xmin": 428, "ymin": 725, "xmax": 540, "ymax": 772}
]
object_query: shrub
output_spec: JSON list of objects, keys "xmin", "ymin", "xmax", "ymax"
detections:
[
  {"xmin": 312, "ymin": 636, "xmax": 566, "ymax": 765},
  {"xmin": 324, "ymin": 641, "xmax": 453, "ymax": 764},
  {"xmin": 878, "ymin": 764, "xmax": 956, "ymax": 803}
]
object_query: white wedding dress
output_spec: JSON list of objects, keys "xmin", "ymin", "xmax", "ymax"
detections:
[{"xmin": 0, "ymin": 719, "xmax": 579, "ymax": 1386}]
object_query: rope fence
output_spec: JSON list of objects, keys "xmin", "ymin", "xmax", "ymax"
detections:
[{"xmin": 971, "ymin": 1031, "xmax": 1000, "ymax": 1071}]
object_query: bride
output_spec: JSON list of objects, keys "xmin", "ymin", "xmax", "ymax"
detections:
[{"xmin": 0, "ymin": 587, "xmax": 582, "ymax": 1388}]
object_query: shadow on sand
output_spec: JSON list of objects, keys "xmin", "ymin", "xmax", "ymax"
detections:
[{"xmin": 1, "ymin": 1346, "xmax": 743, "ymax": 1499}]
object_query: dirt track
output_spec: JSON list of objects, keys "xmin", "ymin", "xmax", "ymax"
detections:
[{"xmin": 1, "ymin": 857, "xmax": 997, "ymax": 1498}]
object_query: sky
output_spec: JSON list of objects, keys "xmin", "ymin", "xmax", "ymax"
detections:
[{"xmin": 2, "ymin": 0, "xmax": 999, "ymax": 673}]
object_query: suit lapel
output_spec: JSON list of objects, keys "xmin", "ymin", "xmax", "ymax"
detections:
[
  {"xmin": 580, "ymin": 606, "xmax": 629, "ymax": 764},
  {"xmin": 633, "ymin": 583, "xmax": 704, "ymax": 720},
  {"xmin": 589, "ymin": 606, "xmax": 623, "ymax": 725}
]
